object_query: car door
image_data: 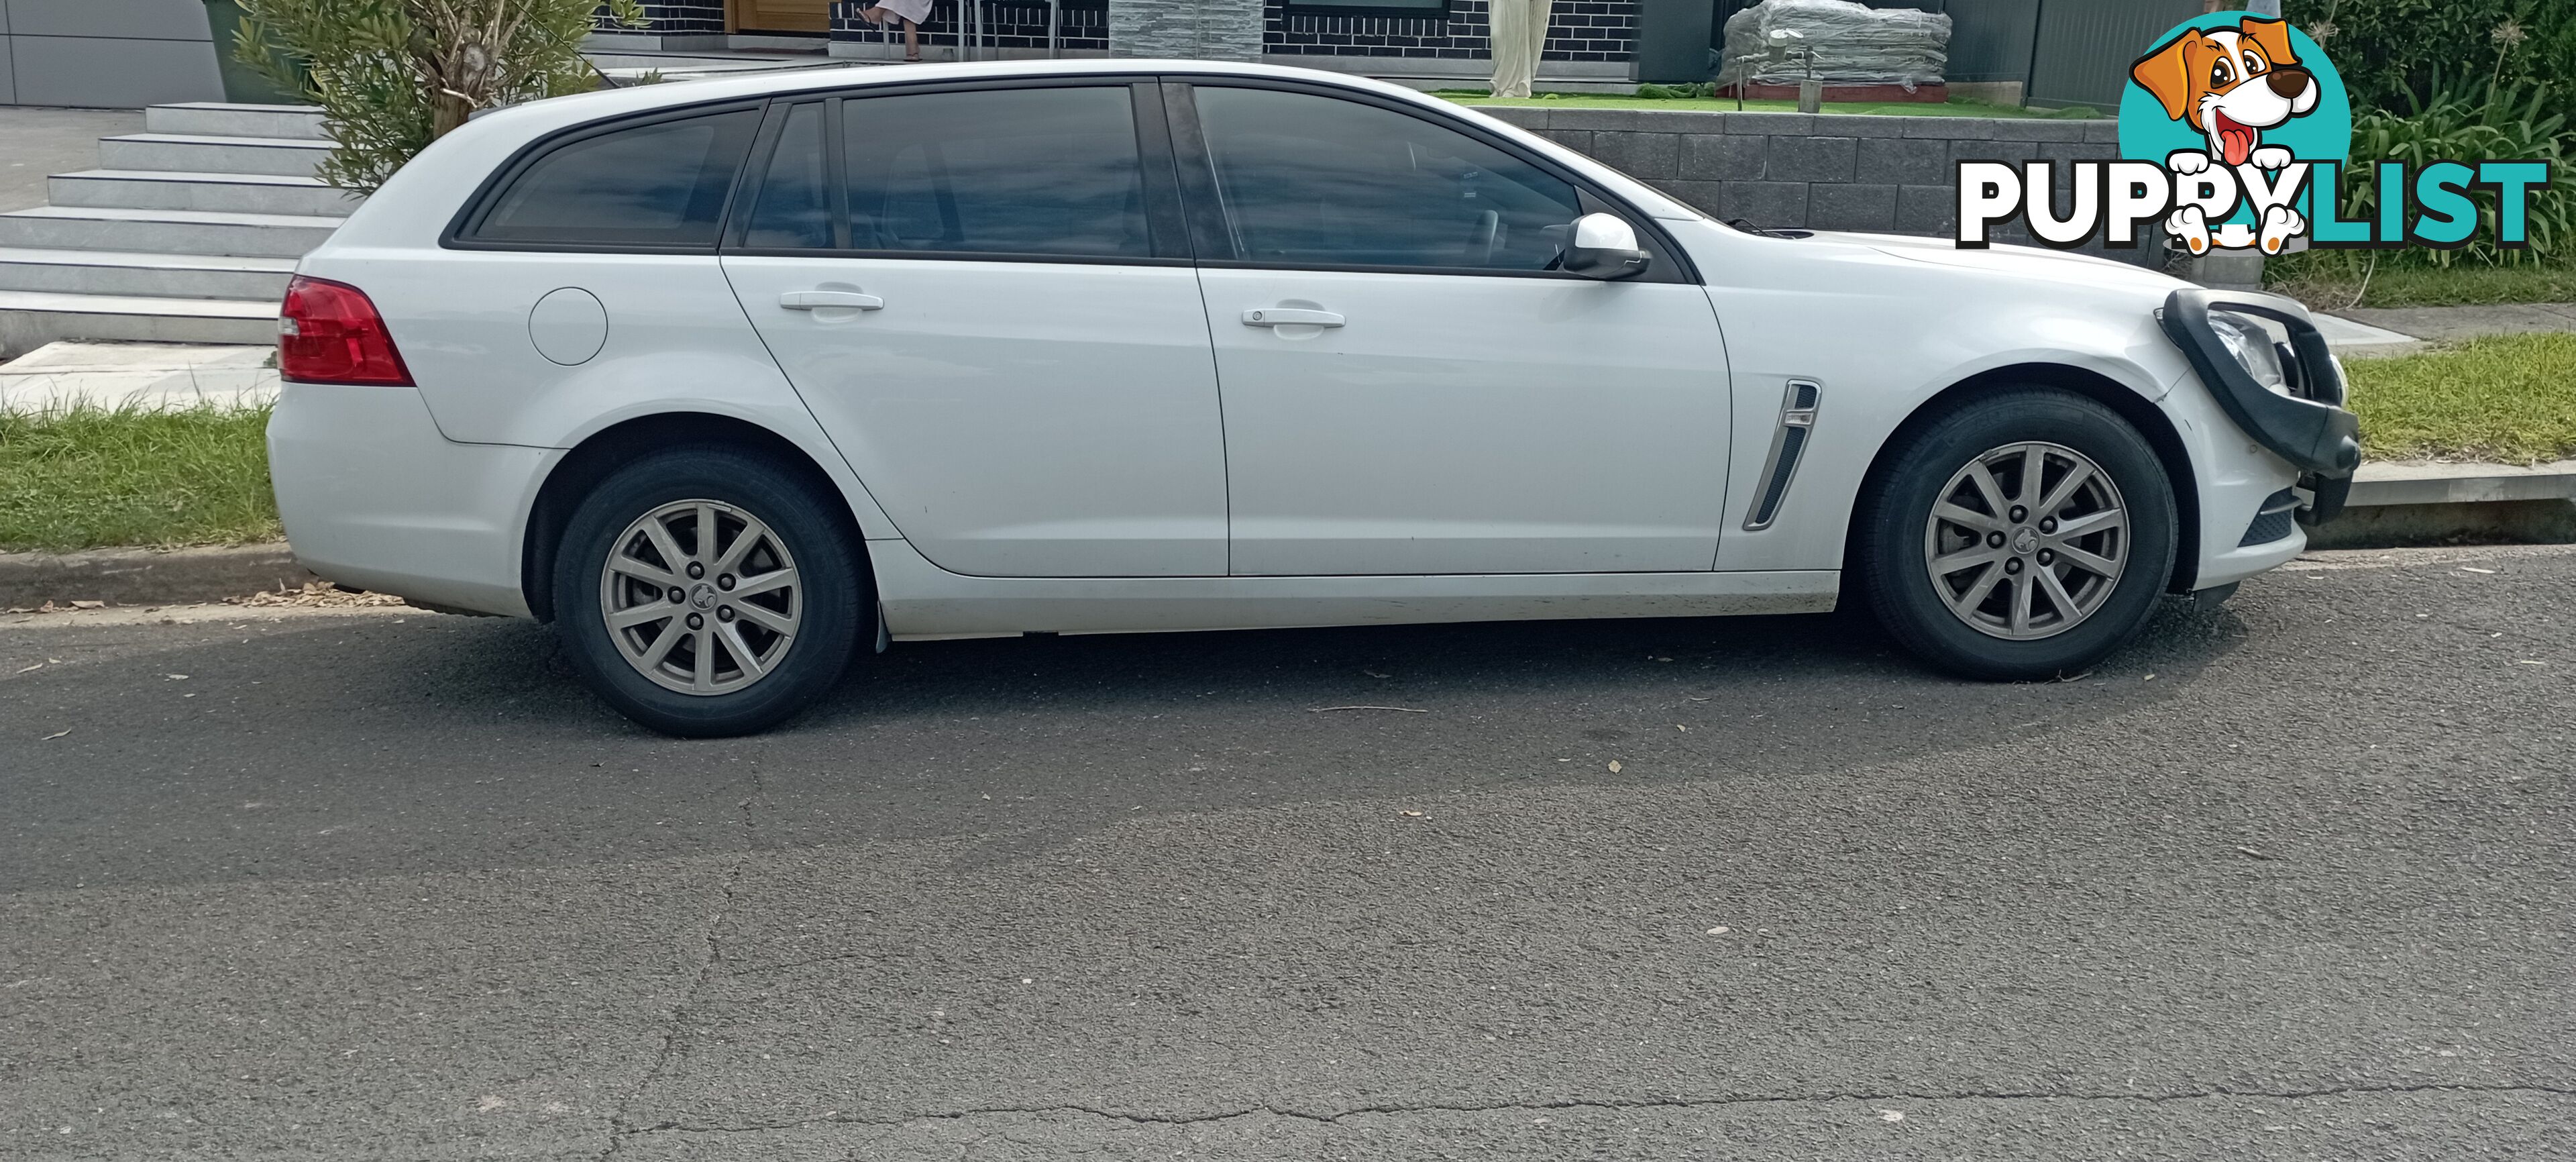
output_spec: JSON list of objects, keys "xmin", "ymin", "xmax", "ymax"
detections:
[
  {"xmin": 1171, "ymin": 81, "xmax": 1734, "ymax": 577},
  {"xmin": 722, "ymin": 81, "xmax": 1227, "ymax": 578}
]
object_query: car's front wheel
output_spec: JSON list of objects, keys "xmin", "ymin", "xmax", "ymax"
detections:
[
  {"xmin": 1856, "ymin": 388, "xmax": 2178, "ymax": 680},
  {"xmin": 553, "ymin": 447, "xmax": 867, "ymax": 736}
]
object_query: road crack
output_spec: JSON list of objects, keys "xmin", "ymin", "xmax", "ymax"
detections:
[
  {"xmin": 615, "ymin": 1081, "xmax": 2576, "ymax": 1139},
  {"xmin": 598, "ymin": 763, "xmax": 764, "ymax": 1159}
]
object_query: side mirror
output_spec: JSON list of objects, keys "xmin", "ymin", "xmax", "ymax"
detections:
[{"xmin": 1562, "ymin": 213, "xmax": 1651, "ymax": 280}]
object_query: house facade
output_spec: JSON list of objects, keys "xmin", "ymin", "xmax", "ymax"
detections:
[
  {"xmin": 599, "ymin": 0, "xmax": 2183, "ymax": 107},
  {"xmin": 0, "ymin": 1, "xmax": 2208, "ymax": 111},
  {"xmin": 597, "ymin": 1, "xmax": 1648, "ymax": 91}
]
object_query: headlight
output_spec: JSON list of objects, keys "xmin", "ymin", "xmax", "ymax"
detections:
[{"xmin": 2206, "ymin": 309, "xmax": 2290, "ymax": 394}]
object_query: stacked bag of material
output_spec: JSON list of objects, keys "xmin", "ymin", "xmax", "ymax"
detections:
[{"xmin": 1715, "ymin": 0, "xmax": 1953, "ymax": 88}]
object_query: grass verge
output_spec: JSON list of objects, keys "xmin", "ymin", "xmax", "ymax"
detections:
[
  {"xmin": 2345, "ymin": 333, "xmax": 2576, "ymax": 464},
  {"xmin": 1436, "ymin": 91, "xmax": 2081, "ymax": 119},
  {"xmin": 0, "ymin": 405, "xmax": 280, "ymax": 553},
  {"xmin": 0, "ymin": 338, "xmax": 2563, "ymax": 553},
  {"xmin": 2268, "ymin": 252, "xmax": 2576, "ymax": 309}
]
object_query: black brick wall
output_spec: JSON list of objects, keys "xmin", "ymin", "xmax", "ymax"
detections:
[
  {"xmin": 608, "ymin": 0, "xmax": 1640, "ymax": 61},
  {"xmin": 1263, "ymin": 1, "xmax": 1637, "ymax": 62},
  {"xmin": 601, "ymin": 1, "xmax": 727, "ymax": 35},
  {"xmin": 830, "ymin": 0, "xmax": 1112, "ymax": 51}
]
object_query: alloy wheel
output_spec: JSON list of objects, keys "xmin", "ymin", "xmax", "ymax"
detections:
[
  {"xmin": 1921, "ymin": 441, "xmax": 2129, "ymax": 641},
  {"xmin": 598, "ymin": 499, "xmax": 802, "ymax": 695}
]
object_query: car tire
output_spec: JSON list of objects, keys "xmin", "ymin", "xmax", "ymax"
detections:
[
  {"xmin": 1856, "ymin": 388, "xmax": 2178, "ymax": 681},
  {"xmin": 553, "ymin": 446, "xmax": 867, "ymax": 737}
]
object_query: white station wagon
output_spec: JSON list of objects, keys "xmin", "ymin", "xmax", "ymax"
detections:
[{"xmin": 268, "ymin": 60, "xmax": 2361, "ymax": 736}]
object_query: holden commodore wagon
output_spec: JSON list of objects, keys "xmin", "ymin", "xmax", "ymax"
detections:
[{"xmin": 267, "ymin": 60, "xmax": 2361, "ymax": 736}]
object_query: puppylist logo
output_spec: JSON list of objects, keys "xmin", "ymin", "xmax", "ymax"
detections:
[{"xmin": 1954, "ymin": 13, "xmax": 2552, "ymax": 256}]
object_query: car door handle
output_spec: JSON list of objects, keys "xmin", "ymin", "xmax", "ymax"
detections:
[
  {"xmin": 781, "ymin": 290, "xmax": 883, "ymax": 311},
  {"xmin": 1242, "ymin": 308, "xmax": 1343, "ymax": 328}
]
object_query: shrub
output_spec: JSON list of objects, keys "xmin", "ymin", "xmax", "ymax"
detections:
[
  {"xmin": 2337, "ymin": 80, "xmax": 2573, "ymax": 264},
  {"xmin": 2284, "ymin": 0, "xmax": 2574, "ymax": 117},
  {"xmin": 231, "ymin": 0, "xmax": 645, "ymax": 193}
]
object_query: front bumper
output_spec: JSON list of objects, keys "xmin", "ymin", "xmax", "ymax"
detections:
[
  {"xmin": 267, "ymin": 381, "xmax": 555, "ymax": 617},
  {"xmin": 2159, "ymin": 288, "xmax": 2361, "ymax": 525}
]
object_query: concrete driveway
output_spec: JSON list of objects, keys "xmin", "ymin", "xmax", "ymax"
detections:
[
  {"xmin": 0, "ymin": 107, "xmax": 144, "ymax": 213},
  {"xmin": 3, "ymin": 545, "xmax": 2570, "ymax": 1160}
]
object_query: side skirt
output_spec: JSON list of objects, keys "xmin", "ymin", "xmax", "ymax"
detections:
[{"xmin": 867, "ymin": 539, "xmax": 1839, "ymax": 639}]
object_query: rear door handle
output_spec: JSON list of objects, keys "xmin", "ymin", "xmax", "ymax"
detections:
[
  {"xmin": 1242, "ymin": 308, "xmax": 1343, "ymax": 328},
  {"xmin": 781, "ymin": 290, "xmax": 883, "ymax": 311}
]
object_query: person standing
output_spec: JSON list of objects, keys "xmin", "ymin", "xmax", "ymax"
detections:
[
  {"xmin": 1488, "ymin": 0, "xmax": 1554, "ymax": 99},
  {"xmin": 857, "ymin": 0, "xmax": 935, "ymax": 62}
]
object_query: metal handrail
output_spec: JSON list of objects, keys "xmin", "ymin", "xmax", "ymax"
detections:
[{"xmin": 957, "ymin": 0, "xmax": 1066, "ymax": 60}]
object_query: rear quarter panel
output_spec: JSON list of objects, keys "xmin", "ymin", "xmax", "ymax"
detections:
[{"xmin": 298, "ymin": 101, "xmax": 903, "ymax": 543}]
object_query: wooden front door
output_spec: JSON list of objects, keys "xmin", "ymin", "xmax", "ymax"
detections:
[{"xmin": 733, "ymin": 0, "xmax": 830, "ymax": 33}]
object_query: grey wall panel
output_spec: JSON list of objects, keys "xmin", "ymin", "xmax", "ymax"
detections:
[
  {"xmin": 9, "ymin": 0, "xmax": 211, "ymax": 41},
  {"xmin": 11, "ymin": 34, "xmax": 220, "ymax": 107},
  {"xmin": 2027, "ymin": 0, "xmax": 2200, "ymax": 109},
  {"xmin": 0, "ymin": 3, "xmax": 11, "ymax": 34},
  {"xmin": 0, "ymin": 39, "xmax": 15, "ymax": 104},
  {"xmin": 1926, "ymin": 0, "xmax": 2039, "ymax": 84}
]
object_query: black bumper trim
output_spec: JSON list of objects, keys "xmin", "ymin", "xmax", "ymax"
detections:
[{"xmin": 2159, "ymin": 288, "xmax": 2363, "ymax": 480}]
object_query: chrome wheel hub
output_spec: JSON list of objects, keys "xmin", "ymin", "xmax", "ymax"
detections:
[
  {"xmin": 599, "ymin": 500, "xmax": 802, "ymax": 695},
  {"xmin": 1923, "ymin": 441, "xmax": 2129, "ymax": 641}
]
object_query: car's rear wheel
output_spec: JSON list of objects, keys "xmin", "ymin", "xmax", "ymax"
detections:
[
  {"xmin": 554, "ymin": 447, "xmax": 865, "ymax": 736},
  {"xmin": 1857, "ymin": 389, "xmax": 2178, "ymax": 680}
]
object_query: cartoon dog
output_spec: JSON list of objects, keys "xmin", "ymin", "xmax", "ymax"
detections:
[{"xmin": 2130, "ymin": 17, "xmax": 2320, "ymax": 254}]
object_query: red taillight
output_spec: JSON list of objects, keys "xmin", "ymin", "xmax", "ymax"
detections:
[{"xmin": 278, "ymin": 275, "xmax": 413, "ymax": 386}]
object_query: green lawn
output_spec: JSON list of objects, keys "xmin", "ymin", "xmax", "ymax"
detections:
[
  {"xmin": 0, "ymin": 405, "xmax": 280, "ymax": 553},
  {"xmin": 1437, "ymin": 90, "xmax": 2094, "ymax": 119},
  {"xmin": 2268, "ymin": 253, "xmax": 2576, "ymax": 309},
  {"xmin": 2344, "ymin": 333, "xmax": 2576, "ymax": 464}
]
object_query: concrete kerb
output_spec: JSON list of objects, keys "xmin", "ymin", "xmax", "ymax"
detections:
[
  {"xmin": 0, "ymin": 543, "xmax": 320, "ymax": 611},
  {"xmin": 2302, "ymin": 462, "xmax": 2576, "ymax": 551},
  {"xmin": 4, "ymin": 463, "xmax": 2569, "ymax": 609}
]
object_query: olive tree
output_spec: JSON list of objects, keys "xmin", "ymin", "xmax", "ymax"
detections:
[{"xmin": 231, "ymin": 0, "xmax": 646, "ymax": 193}]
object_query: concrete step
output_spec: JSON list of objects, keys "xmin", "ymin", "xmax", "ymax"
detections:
[
  {"xmin": 0, "ymin": 248, "xmax": 298, "ymax": 301},
  {"xmin": 0, "ymin": 207, "xmax": 340, "ymax": 260},
  {"xmin": 97, "ymin": 133, "xmax": 332, "ymax": 178},
  {"xmin": 145, "ymin": 102, "xmax": 330, "ymax": 142},
  {"xmin": 0, "ymin": 291, "xmax": 278, "ymax": 355},
  {"xmin": 48, "ymin": 169, "xmax": 361, "ymax": 218}
]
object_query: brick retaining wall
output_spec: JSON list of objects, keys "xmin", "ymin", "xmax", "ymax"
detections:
[{"xmin": 1478, "ymin": 106, "xmax": 2155, "ymax": 260}]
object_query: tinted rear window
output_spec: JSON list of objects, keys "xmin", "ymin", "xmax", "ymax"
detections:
[
  {"xmin": 466, "ymin": 108, "xmax": 761, "ymax": 248},
  {"xmin": 844, "ymin": 86, "xmax": 1150, "ymax": 259}
]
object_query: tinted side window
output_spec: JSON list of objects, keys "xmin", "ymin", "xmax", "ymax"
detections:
[
  {"xmin": 1190, "ymin": 86, "xmax": 1583, "ymax": 271},
  {"xmin": 844, "ymin": 86, "xmax": 1151, "ymax": 259},
  {"xmin": 743, "ymin": 102, "xmax": 832, "ymax": 249},
  {"xmin": 468, "ymin": 109, "xmax": 760, "ymax": 248}
]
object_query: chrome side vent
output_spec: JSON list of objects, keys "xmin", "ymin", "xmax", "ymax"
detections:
[{"xmin": 1743, "ymin": 379, "xmax": 1823, "ymax": 531}]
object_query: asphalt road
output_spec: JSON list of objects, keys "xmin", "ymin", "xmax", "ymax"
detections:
[{"xmin": 4, "ymin": 545, "xmax": 2571, "ymax": 1161}]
